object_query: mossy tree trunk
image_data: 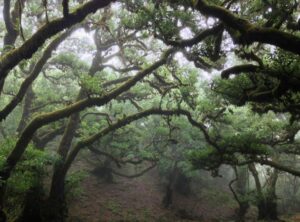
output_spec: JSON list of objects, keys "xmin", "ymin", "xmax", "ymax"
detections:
[
  {"xmin": 249, "ymin": 163, "xmax": 279, "ymax": 221},
  {"xmin": 44, "ymin": 46, "xmax": 102, "ymax": 221},
  {"xmin": 229, "ymin": 166, "xmax": 250, "ymax": 222},
  {"xmin": 236, "ymin": 166, "xmax": 250, "ymax": 222},
  {"xmin": 257, "ymin": 169, "xmax": 278, "ymax": 220},
  {"xmin": 0, "ymin": 48, "xmax": 173, "ymax": 221}
]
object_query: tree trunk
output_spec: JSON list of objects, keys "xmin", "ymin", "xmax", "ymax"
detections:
[
  {"xmin": 0, "ymin": 185, "xmax": 6, "ymax": 222},
  {"xmin": 162, "ymin": 183, "xmax": 173, "ymax": 208},
  {"xmin": 249, "ymin": 163, "xmax": 279, "ymax": 221},
  {"xmin": 0, "ymin": 83, "xmax": 35, "ymax": 221},
  {"xmin": 233, "ymin": 166, "xmax": 250, "ymax": 222},
  {"xmin": 236, "ymin": 201, "xmax": 249, "ymax": 222},
  {"xmin": 43, "ymin": 175, "xmax": 67, "ymax": 222},
  {"xmin": 174, "ymin": 171, "xmax": 190, "ymax": 195},
  {"xmin": 18, "ymin": 185, "xmax": 44, "ymax": 222},
  {"xmin": 257, "ymin": 169, "xmax": 279, "ymax": 220},
  {"xmin": 162, "ymin": 161, "xmax": 178, "ymax": 208},
  {"xmin": 236, "ymin": 166, "xmax": 248, "ymax": 196},
  {"xmin": 91, "ymin": 158, "xmax": 114, "ymax": 183},
  {"xmin": 17, "ymin": 85, "xmax": 35, "ymax": 134},
  {"xmin": 45, "ymin": 113, "xmax": 79, "ymax": 222},
  {"xmin": 257, "ymin": 199, "xmax": 277, "ymax": 220},
  {"xmin": 45, "ymin": 49, "xmax": 102, "ymax": 221}
]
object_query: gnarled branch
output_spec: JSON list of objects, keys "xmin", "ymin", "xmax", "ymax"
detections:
[
  {"xmin": 221, "ymin": 64, "xmax": 260, "ymax": 79},
  {"xmin": 0, "ymin": 0, "xmax": 115, "ymax": 83},
  {"xmin": 194, "ymin": 0, "xmax": 300, "ymax": 55},
  {"xmin": 0, "ymin": 28, "xmax": 75, "ymax": 121},
  {"xmin": 0, "ymin": 48, "xmax": 175, "ymax": 182}
]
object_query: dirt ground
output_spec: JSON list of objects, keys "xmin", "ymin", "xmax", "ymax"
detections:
[{"xmin": 67, "ymin": 161, "xmax": 235, "ymax": 222}]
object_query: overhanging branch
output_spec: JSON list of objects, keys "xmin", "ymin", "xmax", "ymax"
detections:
[
  {"xmin": 221, "ymin": 64, "xmax": 260, "ymax": 79},
  {"xmin": 195, "ymin": 0, "xmax": 300, "ymax": 55},
  {"xmin": 0, "ymin": 48, "xmax": 175, "ymax": 181},
  {"xmin": 256, "ymin": 158, "xmax": 300, "ymax": 177},
  {"xmin": 0, "ymin": 0, "xmax": 115, "ymax": 82},
  {"xmin": 0, "ymin": 28, "xmax": 75, "ymax": 122}
]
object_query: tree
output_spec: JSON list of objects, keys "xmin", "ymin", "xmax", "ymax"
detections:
[{"xmin": 1, "ymin": 0, "xmax": 300, "ymax": 221}]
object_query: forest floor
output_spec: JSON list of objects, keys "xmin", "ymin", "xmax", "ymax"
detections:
[
  {"xmin": 292, "ymin": 215, "xmax": 300, "ymax": 221},
  {"xmin": 67, "ymin": 160, "xmax": 236, "ymax": 222},
  {"xmin": 66, "ymin": 160, "xmax": 300, "ymax": 222}
]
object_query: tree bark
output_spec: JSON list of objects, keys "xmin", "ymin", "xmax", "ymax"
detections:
[
  {"xmin": 0, "ymin": 29, "xmax": 74, "ymax": 122},
  {"xmin": 249, "ymin": 163, "xmax": 278, "ymax": 221},
  {"xmin": 162, "ymin": 161, "xmax": 178, "ymax": 208},
  {"xmin": 16, "ymin": 85, "xmax": 35, "ymax": 134},
  {"xmin": 0, "ymin": 0, "xmax": 115, "ymax": 84},
  {"xmin": 45, "ymin": 47, "xmax": 102, "ymax": 221},
  {"xmin": 235, "ymin": 166, "xmax": 249, "ymax": 222},
  {"xmin": 0, "ymin": 48, "xmax": 174, "ymax": 198},
  {"xmin": 194, "ymin": 0, "xmax": 300, "ymax": 55}
]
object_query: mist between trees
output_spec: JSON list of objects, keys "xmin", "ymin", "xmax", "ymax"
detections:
[{"xmin": 1, "ymin": 0, "xmax": 300, "ymax": 221}]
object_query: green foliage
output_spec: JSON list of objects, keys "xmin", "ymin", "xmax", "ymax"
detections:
[
  {"xmin": 220, "ymin": 132, "xmax": 270, "ymax": 155},
  {"xmin": 80, "ymin": 74, "xmax": 104, "ymax": 95},
  {"xmin": 214, "ymin": 47, "xmax": 300, "ymax": 117},
  {"xmin": 213, "ymin": 75, "xmax": 253, "ymax": 104},
  {"xmin": 0, "ymin": 138, "xmax": 55, "ymax": 191},
  {"xmin": 0, "ymin": 138, "xmax": 56, "ymax": 220},
  {"xmin": 121, "ymin": 3, "xmax": 154, "ymax": 30},
  {"xmin": 188, "ymin": 147, "xmax": 222, "ymax": 170},
  {"xmin": 1, "ymin": 0, "xmax": 300, "ymax": 220},
  {"xmin": 65, "ymin": 170, "xmax": 88, "ymax": 200}
]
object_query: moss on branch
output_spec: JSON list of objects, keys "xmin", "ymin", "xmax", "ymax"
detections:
[
  {"xmin": 195, "ymin": 0, "xmax": 300, "ymax": 55},
  {"xmin": 0, "ymin": 0, "xmax": 115, "ymax": 82}
]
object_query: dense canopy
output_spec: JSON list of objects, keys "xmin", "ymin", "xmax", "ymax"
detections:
[{"xmin": 1, "ymin": 0, "xmax": 300, "ymax": 221}]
